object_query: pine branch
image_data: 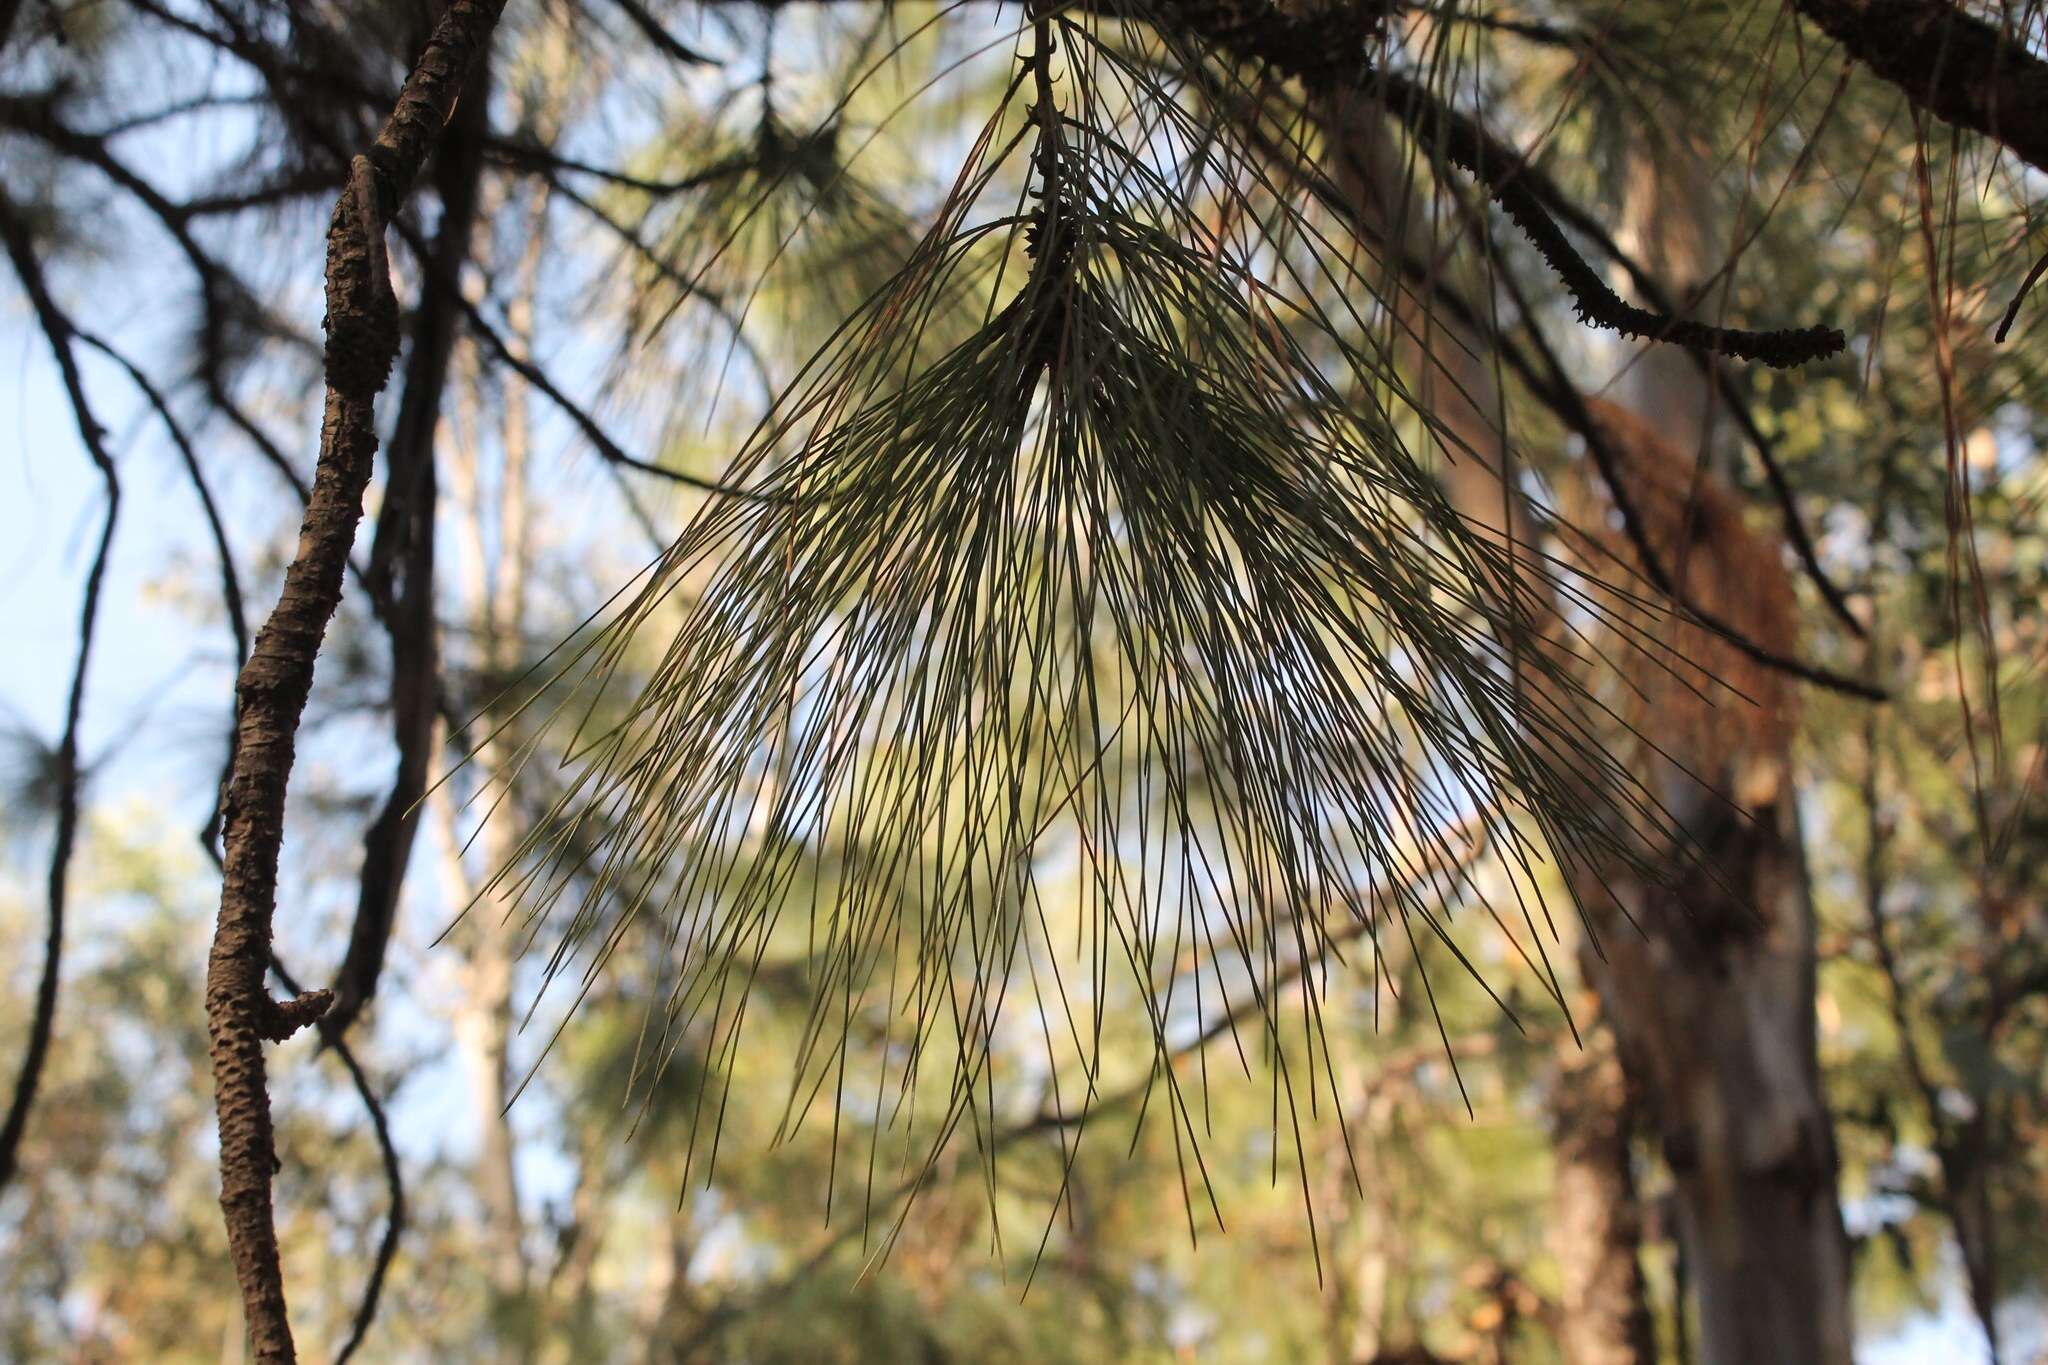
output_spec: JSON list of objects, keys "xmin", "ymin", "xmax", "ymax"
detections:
[
  {"xmin": 202, "ymin": 3, "xmax": 507, "ymax": 1359},
  {"xmin": 1367, "ymin": 72, "xmax": 1844, "ymax": 369},
  {"xmin": 1795, "ymin": 0, "xmax": 2048, "ymax": 174},
  {"xmin": 1052, "ymin": 0, "xmax": 1845, "ymax": 364},
  {"xmin": 1253, "ymin": 107, "xmax": 1881, "ymax": 699}
]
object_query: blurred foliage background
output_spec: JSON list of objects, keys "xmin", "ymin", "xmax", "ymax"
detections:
[{"xmin": 3, "ymin": 0, "xmax": 2048, "ymax": 1360}]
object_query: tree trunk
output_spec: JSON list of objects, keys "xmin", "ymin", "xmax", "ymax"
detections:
[
  {"xmin": 435, "ymin": 181, "xmax": 551, "ymax": 1336},
  {"xmin": 1587, "ymin": 145, "xmax": 1854, "ymax": 1365},
  {"xmin": 1584, "ymin": 803, "xmax": 1849, "ymax": 1363}
]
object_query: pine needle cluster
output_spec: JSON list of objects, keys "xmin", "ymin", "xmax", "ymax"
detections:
[{"xmin": 472, "ymin": 13, "xmax": 1681, "ymax": 1241}]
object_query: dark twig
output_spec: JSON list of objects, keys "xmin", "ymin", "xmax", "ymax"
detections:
[
  {"xmin": 72, "ymin": 332, "xmax": 251, "ymax": 855},
  {"xmin": 75, "ymin": 334, "xmax": 248, "ymax": 665},
  {"xmin": 1367, "ymin": 72, "xmax": 1845, "ymax": 369},
  {"xmin": 447, "ymin": 281, "xmax": 784, "ymax": 501},
  {"xmin": 601, "ymin": 0, "xmax": 713, "ymax": 65},
  {"xmin": 0, "ymin": 87, "xmax": 325, "ymax": 516},
  {"xmin": 482, "ymin": 136, "xmax": 755, "ymax": 196},
  {"xmin": 1378, "ymin": 128, "xmax": 1885, "ymax": 700},
  {"xmin": 1461, "ymin": 144, "xmax": 1868, "ymax": 639},
  {"xmin": 1261, "ymin": 113, "xmax": 1881, "ymax": 700},
  {"xmin": 1995, "ymin": 247, "xmax": 2048, "ymax": 342},
  {"xmin": 0, "ymin": 193, "xmax": 123, "ymax": 1192},
  {"xmin": 1105, "ymin": 0, "xmax": 1844, "ymax": 365},
  {"xmin": 266, "ymin": 956, "xmax": 406, "ymax": 1365}
]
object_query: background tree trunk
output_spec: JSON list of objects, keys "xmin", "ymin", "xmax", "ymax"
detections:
[
  {"xmin": 1325, "ymin": 113, "xmax": 1656, "ymax": 1364},
  {"xmin": 1583, "ymin": 146, "xmax": 1853, "ymax": 1365},
  {"xmin": 433, "ymin": 182, "xmax": 551, "ymax": 1343}
]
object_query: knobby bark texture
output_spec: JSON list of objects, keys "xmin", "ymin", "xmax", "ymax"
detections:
[{"xmin": 204, "ymin": 3, "xmax": 506, "ymax": 1360}]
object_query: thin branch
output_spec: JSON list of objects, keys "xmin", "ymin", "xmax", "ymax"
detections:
[
  {"xmin": 72, "ymin": 331, "xmax": 252, "ymax": 854},
  {"xmin": 177, "ymin": 169, "xmax": 348, "ymax": 222},
  {"xmin": 0, "ymin": 193, "xmax": 123, "ymax": 1192},
  {"xmin": 601, "ymin": 0, "xmax": 713, "ymax": 65},
  {"xmin": 0, "ymin": 86, "xmax": 330, "ymax": 517},
  {"xmin": 1100, "ymin": 0, "xmax": 1843, "ymax": 364},
  {"xmin": 1994, "ymin": 246, "xmax": 2048, "ymax": 342},
  {"xmin": 327, "ymin": 47, "xmax": 491, "ymax": 1041},
  {"xmin": 76, "ymin": 334, "xmax": 248, "ymax": 666},
  {"xmin": 448, "ymin": 281, "xmax": 783, "ymax": 500},
  {"xmin": 1424, "ymin": 128, "xmax": 1869, "ymax": 638},
  {"xmin": 1365, "ymin": 71, "xmax": 1845, "ymax": 369},
  {"xmin": 1265, "ymin": 111, "xmax": 1882, "ymax": 700},
  {"xmin": 482, "ymin": 135, "xmax": 756, "ymax": 197},
  {"xmin": 266, "ymin": 955, "xmax": 406, "ymax": 1365}
]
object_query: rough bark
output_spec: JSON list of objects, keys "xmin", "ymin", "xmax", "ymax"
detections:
[
  {"xmin": 202, "ymin": 4, "xmax": 505, "ymax": 1360},
  {"xmin": 1795, "ymin": 0, "xmax": 2048, "ymax": 174},
  {"xmin": 1584, "ymin": 802, "xmax": 1850, "ymax": 1365}
]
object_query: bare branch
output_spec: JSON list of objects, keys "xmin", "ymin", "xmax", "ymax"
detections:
[
  {"xmin": 72, "ymin": 330, "xmax": 252, "ymax": 854},
  {"xmin": 448, "ymin": 281, "xmax": 782, "ymax": 500},
  {"xmin": 327, "ymin": 48, "xmax": 491, "ymax": 1041},
  {"xmin": 1364, "ymin": 72, "xmax": 1845, "ymax": 369},
  {"xmin": 601, "ymin": 0, "xmax": 714, "ymax": 65}
]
